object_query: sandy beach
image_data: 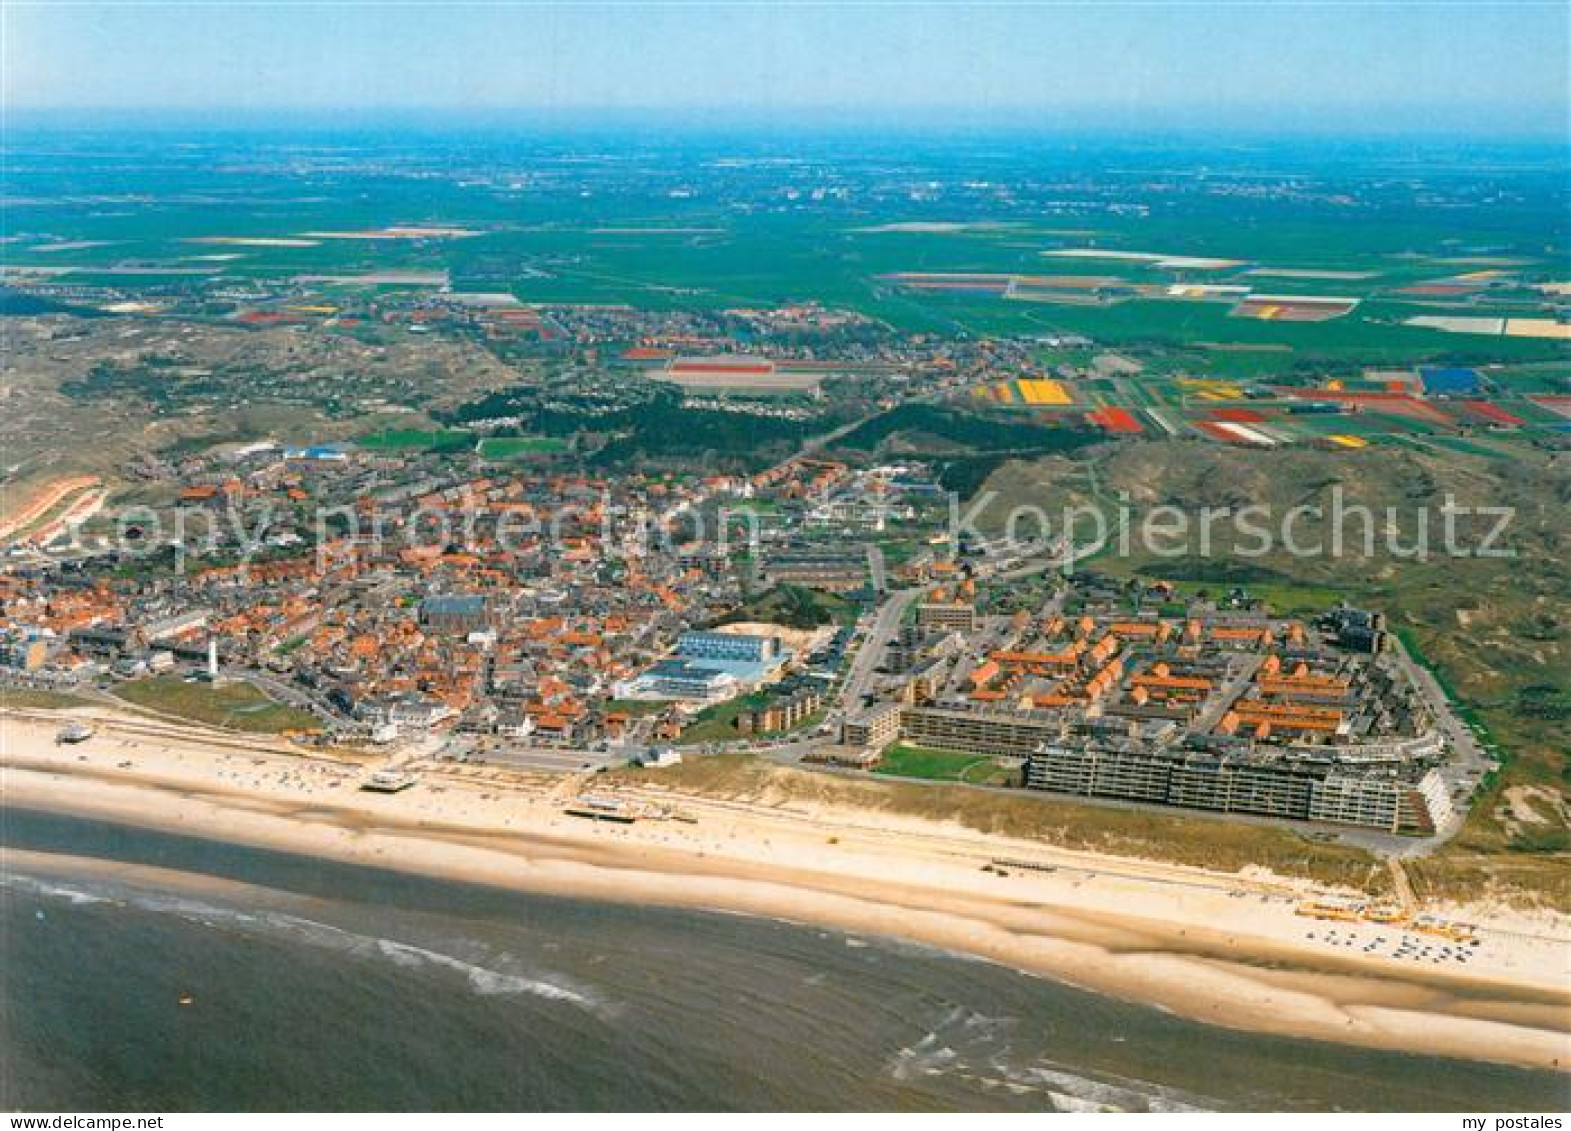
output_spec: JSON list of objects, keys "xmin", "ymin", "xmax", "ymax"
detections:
[{"xmin": 3, "ymin": 706, "xmax": 1568, "ymax": 1072}]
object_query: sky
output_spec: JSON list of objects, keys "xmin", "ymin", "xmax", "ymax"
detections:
[{"xmin": 5, "ymin": 2, "xmax": 1568, "ymax": 137}]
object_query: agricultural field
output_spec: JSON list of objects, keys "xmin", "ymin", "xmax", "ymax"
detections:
[
  {"xmin": 5, "ymin": 131, "xmax": 1564, "ymax": 357},
  {"xmin": 974, "ymin": 356, "xmax": 1566, "ymax": 459},
  {"xmin": 4, "ymin": 132, "xmax": 1563, "ymax": 509}
]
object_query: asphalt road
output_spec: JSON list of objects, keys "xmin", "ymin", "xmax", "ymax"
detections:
[
  {"xmin": 1388, "ymin": 639, "xmax": 1493, "ymax": 853},
  {"xmin": 835, "ymin": 586, "xmax": 922, "ymax": 716},
  {"xmin": 233, "ymin": 666, "xmax": 357, "ymax": 728}
]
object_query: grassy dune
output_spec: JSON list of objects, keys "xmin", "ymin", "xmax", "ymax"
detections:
[
  {"xmin": 612, "ymin": 754, "xmax": 1391, "ymax": 893},
  {"xmin": 114, "ymin": 677, "xmax": 318, "ymax": 734},
  {"xmin": 0, "ymin": 687, "xmax": 95, "ymax": 711}
]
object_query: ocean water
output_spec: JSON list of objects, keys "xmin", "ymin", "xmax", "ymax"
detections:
[{"xmin": 1, "ymin": 808, "xmax": 1565, "ymax": 1112}]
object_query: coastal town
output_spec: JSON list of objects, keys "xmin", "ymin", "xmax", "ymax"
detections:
[
  {"xmin": 0, "ymin": 178, "xmax": 1539, "ymax": 851},
  {"xmin": 2, "ymin": 333, "xmax": 1493, "ymax": 846}
]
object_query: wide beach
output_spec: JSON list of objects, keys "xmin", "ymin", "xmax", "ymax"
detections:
[{"xmin": 3, "ymin": 707, "xmax": 1568, "ymax": 1072}]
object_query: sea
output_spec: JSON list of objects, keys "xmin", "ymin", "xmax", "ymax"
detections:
[{"xmin": 1, "ymin": 808, "xmax": 1565, "ymax": 1112}]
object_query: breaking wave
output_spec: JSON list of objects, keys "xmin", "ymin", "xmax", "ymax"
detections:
[
  {"xmin": 4, "ymin": 868, "xmax": 609, "ymax": 1015},
  {"xmin": 2, "ymin": 873, "xmax": 117, "ymax": 907},
  {"xmin": 890, "ymin": 1002, "xmax": 1218, "ymax": 1112}
]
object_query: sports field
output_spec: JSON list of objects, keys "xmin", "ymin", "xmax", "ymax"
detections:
[{"xmin": 357, "ymin": 428, "xmax": 477, "ymax": 452}]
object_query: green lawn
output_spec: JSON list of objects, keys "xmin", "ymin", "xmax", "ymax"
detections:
[
  {"xmin": 676, "ymin": 691, "xmax": 772, "ymax": 744},
  {"xmin": 874, "ymin": 742, "xmax": 1016, "ymax": 785},
  {"xmin": 114, "ymin": 677, "xmax": 319, "ymax": 733}
]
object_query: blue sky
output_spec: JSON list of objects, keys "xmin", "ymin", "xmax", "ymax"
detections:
[{"xmin": 5, "ymin": 2, "xmax": 1567, "ymax": 136}]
